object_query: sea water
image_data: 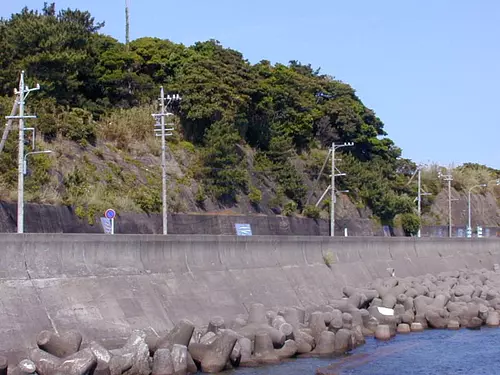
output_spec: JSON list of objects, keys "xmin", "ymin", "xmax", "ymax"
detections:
[{"xmin": 228, "ymin": 328, "xmax": 500, "ymax": 375}]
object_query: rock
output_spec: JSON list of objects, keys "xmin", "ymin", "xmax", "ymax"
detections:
[
  {"xmin": 253, "ymin": 332, "xmax": 280, "ymax": 365},
  {"xmin": 425, "ymin": 310, "xmax": 448, "ymax": 329},
  {"xmin": 89, "ymin": 341, "xmax": 112, "ymax": 365},
  {"xmin": 171, "ymin": 345, "xmax": 187, "ymax": 375},
  {"xmin": 334, "ymin": 329, "xmax": 352, "ymax": 352},
  {"xmin": 36, "ymin": 330, "xmax": 82, "ymax": 358},
  {"xmin": 342, "ymin": 313, "xmax": 353, "ymax": 330},
  {"xmin": 266, "ymin": 311, "xmax": 277, "ymax": 325},
  {"xmin": 31, "ymin": 347, "xmax": 97, "ymax": 375},
  {"xmin": 397, "ymin": 324, "xmax": 411, "ymax": 334},
  {"xmin": 486, "ymin": 311, "xmax": 500, "ymax": 327},
  {"xmin": 467, "ymin": 317, "xmax": 483, "ymax": 330},
  {"xmin": 206, "ymin": 316, "xmax": 225, "ymax": 334},
  {"xmin": 374, "ymin": 325, "xmax": 391, "ymax": 341},
  {"xmin": 111, "ymin": 330, "xmax": 151, "ymax": 375},
  {"xmin": 309, "ymin": 311, "xmax": 327, "ymax": 341},
  {"xmin": 237, "ymin": 337, "xmax": 257, "ymax": 367},
  {"xmin": 152, "ymin": 349, "xmax": 174, "ymax": 375},
  {"xmin": 382, "ymin": 294, "xmax": 397, "ymax": 309},
  {"xmin": 312, "ymin": 331, "xmax": 335, "ymax": 355},
  {"xmin": 323, "ymin": 311, "xmax": 334, "ymax": 325},
  {"xmin": 93, "ymin": 362, "xmax": 111, "ymax": 375},
  {"xmin": 156, "ymin": 320, "xmax": 195, "ymax": 353},
  {"xmin": 10, "ymin": 359, "xmax": 37, "ymax": 375},
  {"xmin": 447, "ymin": 320, "xmax": 460, "ymax": 330},
  {"xmin": 275, "ymin": 340, "xmax": 298, "ymax": 359},
  {"xmin": 189, "ymin": 330, "xmax": 238, "ymax": 372},
  {"xmin": 238, "ymin": 304, "xmax": 285, "ymax": 347},
  {"xmin": 410, "ymin": 322, "xmax": 424, "ymax": 332}
]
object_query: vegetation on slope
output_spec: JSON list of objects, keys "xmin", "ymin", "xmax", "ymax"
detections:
[{"xmin": 0, "ymin": 4, "xmax": 498, "ymax": 226}]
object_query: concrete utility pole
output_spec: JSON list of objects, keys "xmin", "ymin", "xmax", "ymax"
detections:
[
  {"xmin": 5, "ymin": 71, "xmax": 40, "ymax": 233},
  {"xmin": 467, "ymin": 184, "xmax": 486, "ymax": 238},
  {"xmin": 330, "ymin": 142, "xmax": 354, "ymax": 237},
  {"xmin": 415, "ymin": 167, "xmax": 432, "ymax": 238},
  {"xmin": 439, "ymin": 171, "xmax": 454, "ymax": 238},
  {"xmin": 152, "ymin": 87, "xmax": 181, "ymax": 235},
  {"xmin": 468, "ymin": 179, "xmax": 500, "ymax": 238}
]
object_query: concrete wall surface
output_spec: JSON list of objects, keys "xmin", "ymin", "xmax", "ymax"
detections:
[{"xmin": 0, "ymin": 234, "xmax": 499, "ymax": 362}]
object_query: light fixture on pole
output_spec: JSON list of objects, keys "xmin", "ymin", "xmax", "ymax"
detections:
[
  {"xmin": 5, "ymin": 71, "xmax": 40, "ymax": 234},
  {"xmin": 152, "ymin": 87, "xmax": 181, "ymax": 235},
  {"xmin": 467, "ymin": 183, "xmax": 487, "ymax": 238},
  {"xmin": 23, "ymin": 150, "xmax": 53, "ymax": 175},
  {"xmin": 407, "ymin": 164, "xmax": 432, "ymax": 238},
  {"xmin": 329, "ymin": 142, "xmax": 354, "ymax": 237},
  {"xmin": 438, "ymin": 170, "xmax": 454, "ymax": 238}
]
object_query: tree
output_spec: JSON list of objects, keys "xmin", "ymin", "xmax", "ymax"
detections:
[{"xmin": 201, "ymin": 121, "xmax": 248, "ymax": 202}]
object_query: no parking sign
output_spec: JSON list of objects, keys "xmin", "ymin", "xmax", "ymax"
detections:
[{"xmin": 102, "ymin": 209, "xmax": 116, "ymax": 234}]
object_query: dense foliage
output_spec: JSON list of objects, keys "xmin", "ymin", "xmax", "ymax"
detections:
[{"xmin": 1, "ymin": 4, "xmax": 498, "ymax": 227}]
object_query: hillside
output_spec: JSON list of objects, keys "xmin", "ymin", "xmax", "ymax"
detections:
[{"xmin": 0, "ymin": 4, "xmax": 499, "ymax": 233}]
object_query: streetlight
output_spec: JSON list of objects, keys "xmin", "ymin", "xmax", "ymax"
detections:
[
  {"xmin": 330, "ymin": 142, "xmax": 354, "ymax": 237},
  {"xmin": 23, "ymin": 150, "xmax": 53, "ymax": 175},
  {"xmin": 467, "ymin": 179, "xmax": 500, "ymax": 238},
  {"xmin": 438, "ymin": 171, "xmax": 454, "ymax": 238},
  {"xmin": 467, "ymin": 184, "xmax": 487, "ymax": 238}
]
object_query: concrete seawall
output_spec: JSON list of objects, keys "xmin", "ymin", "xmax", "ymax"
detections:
[{"xmin": 0, "ymin": 234, "xmax": 499, "ymax": 361}]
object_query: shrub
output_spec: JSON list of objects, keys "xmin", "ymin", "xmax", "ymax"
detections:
[
  {"xmin": 248, "ymin": 186, "xmax": 262, "ymax": 205},
  {"xmin": 302, "ymin": 204, "xmax": 321, "ymax": 219},
  {"xmin": 282, "ymin": 201, "xmax": 297, "ymax": 216},
  {"xmin": 133, "ymin": 186, "xmax": 161, "ymax": 213},
  {"xmin": 60, "ymin": 108, "xmax": 97, "ymax": 145},
  {"xmin": 195, "ymin": 185, "xmax": 206, "ymax": 205},
  {"xmin": 401, "ymin": 212, "xmax": 421, "ymax": 236},
  {"xmin": 323, "ymin": 251, "xmax": 335, "ymax": 268}
]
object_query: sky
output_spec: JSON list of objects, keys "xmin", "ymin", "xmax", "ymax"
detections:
[{"xmin": 2, "ymin": 1, "xmax": 500, "ymax": 169}]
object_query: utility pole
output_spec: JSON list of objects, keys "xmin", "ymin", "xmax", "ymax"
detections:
[
  {"xmin": 152, "ymin": 87, "xmax": 181, "ymax": 235},
  {"xmin": 417, "ymin": 168, "xmax": 421, "ymax": 237},
  {"xmin": 439, "ymin": 171, "xmax": 454, "ymax": 238},
  {"xmin": 125, "ymin": 0, "xmax": 130, "ymax": 49},
  {"xmin": 5, "ymin": 71, "xmax": 40, "ymax": 233},
  {"xmin": 415, "ymin": 167, "xmax": 432, "ymax": 238},
  {"xmin": 330, "ymin": 142, "xmax": 354, "ymax": 237}
]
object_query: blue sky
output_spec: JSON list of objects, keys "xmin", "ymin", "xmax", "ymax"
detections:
[{"xmin": 3, "ymin": 1, "xmax": 499, "ymax": 168}]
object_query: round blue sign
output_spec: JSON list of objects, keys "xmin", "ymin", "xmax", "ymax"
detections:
[{"xmin": 105, "ymin": 209, "xmax": 116, "ymax": 219}]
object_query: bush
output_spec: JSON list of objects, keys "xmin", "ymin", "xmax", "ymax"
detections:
[
  {"xmin": 282, "ymin": 201, "xmax": 297, "ymax": 216},
  {"xmin": 302, "ymin": 204, "xmax": 321, "ymax": 219},
  {"xmin": 248, "ymin": 186, "xmax": 262, "ymax": 205},
  {"xmin": 195, "ymin": 185, "xmax": 206, "ymax": 205},
  {"xmin": 401, "ymin": 212, "xmax": 420, "ymax": 236},
  {"xmin": 133, "ymin": 186, "xmax": 161, "ymax": 213},
  {"xmin": 60, "ymin": 108, "xmax": 97, "ymax": 145}
]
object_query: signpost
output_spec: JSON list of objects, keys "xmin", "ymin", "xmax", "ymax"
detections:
[{"xmin": 105, "ymin": 209, "xmax": 116, "ymax": 235}]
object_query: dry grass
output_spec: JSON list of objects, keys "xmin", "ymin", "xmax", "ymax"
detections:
[{"xmin": 98, "ymin": 105, "xmax": 157, "ymax": 152}]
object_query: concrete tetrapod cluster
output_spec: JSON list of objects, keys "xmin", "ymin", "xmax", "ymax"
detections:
[
  {"xmin": 3, "ymin": 267, "xmax": 500, "ymax": 374},
  {"xmin": 346, "ymin": 266, "xmax": 500, "ymax": 342},
  {"xmin": 0, "ymin": 302, "xmax": 368, "ymax": 375}
]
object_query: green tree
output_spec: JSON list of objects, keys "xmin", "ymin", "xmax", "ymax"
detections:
[{"xmin": 201, "ymin": 121, "xmax": 248, "ymax": 201}]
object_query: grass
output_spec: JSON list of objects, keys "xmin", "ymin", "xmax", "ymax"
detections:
[{"xmin": 323, "ymin": 251, "xmax": 335, "ymax": 268}]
